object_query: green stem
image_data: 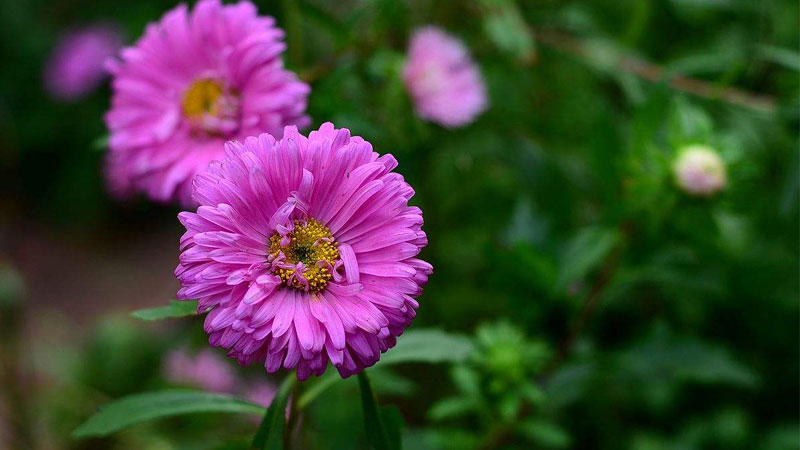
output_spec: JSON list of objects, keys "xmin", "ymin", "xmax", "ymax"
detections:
[{"xmin": 251, "ymin": 375, "xmax": 296, "ymax": 450}]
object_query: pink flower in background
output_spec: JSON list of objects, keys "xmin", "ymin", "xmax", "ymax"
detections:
[
  {"xmin": 44, "ymin": 25, "xmax": 123, "ymax": 101},
  {"xmin": 403, "ymin": 27, "xmax": 487, "ymax": 128},
  {"xmin": 673, "ymin": 145, "xmax": 727, "ymax": 196},
  {"xmin": 175, "ymin": 123, "xmax": 431, "ymax": 379},
  {"xmin": 105, "ymin": 0, "xmax": 310, "ymax": 206},
  {"xmin": 244, "ymin": 380, "xmax": 277, "ymax": 408},
  {"xmin": 163, "ymin": 348, "xmax": 237, "ymax": 393}
]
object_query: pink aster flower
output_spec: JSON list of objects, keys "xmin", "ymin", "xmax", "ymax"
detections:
[
  {"xmin": 105, "ymin": 0, "xmax": 310, "ymax": 205},
  {"xmin": 402, "ymin": 26, "xmax": 487, "ymax": 128},
  {"xmin": 673, "ymin": 145, "xmax": 727, "ymax": 196},
  {"xmin": 163, "ymin": 348, "xmax": 237, "ymax": 393},
  {"xmin": 244, "ymin": 380, "xmax": 277, "ymax": 408},
  {"xmin": 44, "ymin": 24, "xmax": 123, "ymax": 101},
  {"xmin": 175, "ymin": 123, "xmax": 431, "ymax": 380}
]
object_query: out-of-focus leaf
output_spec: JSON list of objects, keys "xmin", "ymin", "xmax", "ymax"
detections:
[
  {"xmin": 358, "ymin": 372, "xmax": 401, "ymax": 450},
  {"xmin": 668, "ymin": 98, "xmax": 714, "ymax": 147},
  {"xmin": 73, "ymin": 390, "xmax": 264, "ymax": 438},
  {"xmin": 131, "ymin": 300, "xmax": 198, "ymax": 321},
  {"xmin": 617, "ymin": 325, "xmax": 759, "ymax": 387},
  {"xmin": 297, "ymin": 371, "xmax": 339, "ymax": 410},
  {"xmin": 370, "ymin": 369, "xmax": 417, "ymax": 396},
  {"xmin": 451, "ymin": 366, "xmax": 481, "ymax": 398},
  {"xmin": 428, "ymin": 397, "xmax": 477, "ymax": 421},
  {"xmin": 378, "ymin": 329, "xmax": 474, "ymax": 366},
  {"xmin": 251, "ymin": 375, "xmax": 295, "ymax": 450},
  {"xmin": 757, "ymin": 44, "xmax": 800, "ymax": 72},
  {"xmin": 480, "ymin": 0, "xmax": 536, "ymax": 63},
  {"xmin": 555, "ymin": 227, "xmax": 620, "ymax": 292},
  {"xmin": 517, "ymin": 419, "xmax": 571, "ymax": 449}
]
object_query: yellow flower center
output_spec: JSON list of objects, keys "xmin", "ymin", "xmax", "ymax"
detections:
[
  {"xmin": 182, "ymin": 79, "xmax": 224, "ymax": 118},
  {"xmin": 269, "ymin": 219, "xmax": 340, "ymax": 293}
]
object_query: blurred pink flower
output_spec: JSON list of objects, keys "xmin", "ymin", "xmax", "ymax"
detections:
[
  {"xmin": 175, "ymin": 123, "xmax": 431, "ymax": 380},
  {"xmin": 673, "ymin": 145, "xmax": 727, "ymax": 196},
  {"xmin": 43, "ymin": 24, "xmax": 122, "ymax": 101},
  {"xmin": 104, "ymin": 0, "xmax": 310, "ymax": 205},
  {"xmin": 163, "ymin": 348, "xmax": 237, "ymax": 393},
  {"xmin": 403, "ymin": 26, "xmax": 487, "ymax": 128},
  {"xmin": 244, "ymin": 380, "xmax": 277, "ymax": 408}
]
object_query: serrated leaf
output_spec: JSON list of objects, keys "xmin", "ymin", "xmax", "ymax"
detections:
[
  {"xmin": 358, "ymin": 372, "xmax": 401, "ymax": 450},
  {"xmin": 131, "ymin": 300, "xmax": 199, "ymax": 321},
  {"xmin": 555, "ymin": 227, "xmax": 620, "ymax": 291},
  {"xmin": 73, "ymin": 390, "xmax": 264, "ymax": 438},
  {"xmin": 251, "ymin": 375, "xmax": 295, "ymax": 450},
  {"xmin": 378, "ymin": 329, "xmax": 474, "ymax": 366}
]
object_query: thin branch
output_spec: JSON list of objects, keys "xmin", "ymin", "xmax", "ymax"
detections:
[{"xmin": 536, "ymin": 28, "xmax": 777, "ymax": 113}]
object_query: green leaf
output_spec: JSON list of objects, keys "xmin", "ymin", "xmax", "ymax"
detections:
[
  {"xmin": 480, "ymin": 0, "xmax": 536, "ymax": 63},
  {"xmin": 251, "ymin": 375, "xmax": 295, "ymax": 450},
  {"xmin": 358, "ymin": 371, "xmax": 401, "ymax": 450},
  {"xmin": 73, "ymin": 390, "xmax": 264, "ymax": 438},
  {"xmin": 296, "ymin": 371, "xmax": 340, "ymax": 410},
  {"xmin": 428, "ymin": 397, "xmax": 477, "ymax": 421},
  {"xmin": 298, "ymin": 329, "xmax": 473, "ymax": 412},
  {"xmin": 131, "ymin": 300, "xmax": 199, "ymax": 321},
  {"xmin": 378, "ymin": 329, "xmax": 474, "ymax": 366},
  {"xmin": 555, "ymin": 227, "xmax": 621, "ymax": 292},
  {"xmin": 517, "ymin": 419, "xmax": 571, "ymax": 449},
  {"xmin": 757, "ymin": 44, "xmax": 800, "ymax": 72}
]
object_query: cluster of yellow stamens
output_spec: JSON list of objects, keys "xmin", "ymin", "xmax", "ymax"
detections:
[
  {"xmin": 182, "ymin": 78, "xmax": 225, "ymax": 118},
  {"xmin": 269, "ymin": 219, "xmax": 340, "ymax": 292}
]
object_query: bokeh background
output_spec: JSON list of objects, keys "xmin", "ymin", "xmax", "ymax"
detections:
[{"xmin": 1, "ymin": 0, "xmax": 798, "ymax": 449}]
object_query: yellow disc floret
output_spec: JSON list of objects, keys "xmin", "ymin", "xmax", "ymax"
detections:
[
  {"xmin": 269, "ymin": 219, "xmax": 340, "ymax": 292},
  {"xmin": 182, "ymin": 79, "xmax": 224, "ymax": 118}
]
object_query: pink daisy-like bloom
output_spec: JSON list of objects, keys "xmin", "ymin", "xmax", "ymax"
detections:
[
  {"xmin": 163, "ymin": 348, "xmax": 237, "ymax": 393},
  {"xmin": 44, "ymin": 24, "xmax": 123, "ymax": 101},
  {"xmin": 402, "ymin": 26, "xmax": 487, "ymax": 128},
  {"xmin": 244, "ymin": 380, "xmax": 277, "ymax": 408},
  {"xmin": 175, "ymin": 123, "xmax": 431, "ymax": 380},
  {"xmin": 105, "ymin": 0, "xmax": 310, "ymax": 205}
]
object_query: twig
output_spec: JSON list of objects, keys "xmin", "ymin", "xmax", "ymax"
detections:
[{"xmin": 536, "ymin": 28, "xmax": 777, "ymax": 113}]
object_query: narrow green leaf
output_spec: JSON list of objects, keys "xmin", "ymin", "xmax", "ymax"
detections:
[
  {"xmin": 378, "ymin": 329, "xmax": 474, "ymax": 366},
  {"xmin": 555, "ymin": 227, "xmax": 620, "ymax": 292},
  {"xmin": 428, "ymin": 397, "xmax": 477, "ymax": 421},
  {"xmin": 757, "ymin": 44, "xmax": 800, "ymax": 72},
  {"xmin": 73, "ymin": 390, "xmax": 264, "ymax": 438},
  {"xmin": 298, "ymin": 329, "xmax": 473, "ymax": 412},
  {"xmin": 517, "ymin": 419, "xmax": 571, "ymax": 448},
  {"xmin": 297, "ymin": 371, "xmax": 339, "ymax": 410},
  {"xmin": 251, "ymin": 375, "xmax": 295, "ymax": 450},
  {"xmin": 131, "ymin": 300, "xmax": 199, "ymax": 321},
  {"xmin": 358, "ymin": 372, "xmax": 400, "ymax": 450}
]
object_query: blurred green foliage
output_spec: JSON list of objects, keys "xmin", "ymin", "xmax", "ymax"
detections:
[{"xmin": 1, "ymin": 0, "xmax": 798, "ymax": 449}]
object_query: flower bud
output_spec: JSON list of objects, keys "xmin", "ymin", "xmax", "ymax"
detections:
[{"xmin": 673, "ymin": 145, "xmax": 727, "ymax": 196}]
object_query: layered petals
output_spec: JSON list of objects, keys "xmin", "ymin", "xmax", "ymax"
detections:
[{"xmin": 176, "ymin": 123, "xmax": 430, "ymax": 379}]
